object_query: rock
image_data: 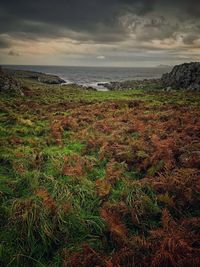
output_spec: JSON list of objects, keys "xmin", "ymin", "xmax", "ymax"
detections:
[
  {"xmin": 38, "ymin": 75, "xmax": 65, "ymax": 84},
  {"xmin": 161, "ymin": 62, "xmax": 200, "ymax": 90},
  {"xmin": 84, "ymin": 86, "xmax": 97, "ymax": 91},
  {"xmin": 166, "ymin": 86, "xmax": 172, "ymax": 92},
  {"xmin": 0, "ymin": 67, "xmax": 24, "ymax": 96}
]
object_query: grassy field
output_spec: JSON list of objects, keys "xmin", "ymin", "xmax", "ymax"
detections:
[{"xmin": 0, "ymin": 79, "xmax": 200, "ymax": 266}]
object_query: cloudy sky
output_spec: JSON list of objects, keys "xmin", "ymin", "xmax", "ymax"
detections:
[{"xmin": 0, "ymin": 0, "xmax": 200, "ymax": 67}]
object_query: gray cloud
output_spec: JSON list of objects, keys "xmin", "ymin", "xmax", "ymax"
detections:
[
  {"xmin": 0, "ymin": 1, "xmax": 154, "ymax": 40},
  {"xmin": 0, "ymin": 1, "xmax": 199, "ymax": 43},
  {"xmin": 0, "ymin": 0, "xmax": 199, "ymax": 66}
]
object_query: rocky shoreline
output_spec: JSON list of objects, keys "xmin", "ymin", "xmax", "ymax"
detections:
[
  {"xmin": 1, "ymin": 62, "xmax": 200, "ymax": 92},
  {"xmin": 98, "ymin": 62, "xmax": 200, "ymax": 91},
  {"xmin": 0, "ymin": 68, "xmax": 97, "ymax": 95},
  {"xmin": 98, "ymin": 78, "xmax": 162, "ymax": 91}
]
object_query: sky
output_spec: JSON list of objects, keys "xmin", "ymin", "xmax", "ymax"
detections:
[{"xmin": 0, "ymin": 0, "xmax": 200, "ymax": 67}]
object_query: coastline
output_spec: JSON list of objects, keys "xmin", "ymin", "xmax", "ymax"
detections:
[
  {"xmin": 2, "ymin": 67, "xmax": 164, "ymax": 91},
  {"xmin": 2, "ymin": 65, "xmax": 171, "ymax": 91},
  {"xmin": 3, "ymin": 62, "xmax": 200, "ymax": 91}
]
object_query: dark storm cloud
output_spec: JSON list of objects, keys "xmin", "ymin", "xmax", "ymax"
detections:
[
  {"xmin": 0, "ymin": 1, "xmax": 152, "ymax": 34},
  {"xmin": 0, "ymin": 0, "xmax": 199, "ymax": 43},
  {"xmin": 0, "ymin": 0, "xmax": 199, "ymax": 66}
]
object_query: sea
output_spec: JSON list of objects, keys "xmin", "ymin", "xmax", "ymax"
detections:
[{"xmin": 3, "ymin": 65, "xmax": 171, "ymax": 90}]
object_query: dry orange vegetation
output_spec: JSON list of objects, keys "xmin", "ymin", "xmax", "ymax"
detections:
[{"xmin": 53, "ymin": 99, "xmax": 200, "ymax": 267}]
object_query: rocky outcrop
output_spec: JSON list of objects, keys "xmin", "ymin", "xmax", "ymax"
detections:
[
  {"xmin": 4, "ymin": 69, "xmax": 66, "ymax": 84},
  {"xmin": 37, "ymin": 75, "xmax": 65, "ymax": 84},
  {"xmin": 161, "ymin": 62, "xmax": 200, "ymax": 90},
  {"xmin": 0, "ymin": 68, "xmax": 24, "ymax": 96}
]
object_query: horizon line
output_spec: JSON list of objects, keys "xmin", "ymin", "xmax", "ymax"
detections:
[{"xmin": 1, "ymin": 63, "xmax": 172, "ymax": 69}]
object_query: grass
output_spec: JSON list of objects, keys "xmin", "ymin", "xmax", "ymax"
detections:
[{"xmin": 0, "ymin": 78, "xmax": 200, "ymax": 266}]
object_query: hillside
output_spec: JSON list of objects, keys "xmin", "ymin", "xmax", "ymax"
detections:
[{"xmin": 0, "ymin": 76, "xmax": 200, "ymax": 267}]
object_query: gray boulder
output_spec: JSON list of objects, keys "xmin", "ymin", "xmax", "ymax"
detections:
[{"xmin": 161, "ymin": 62, "xmax": 200, "ymax": 90}]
